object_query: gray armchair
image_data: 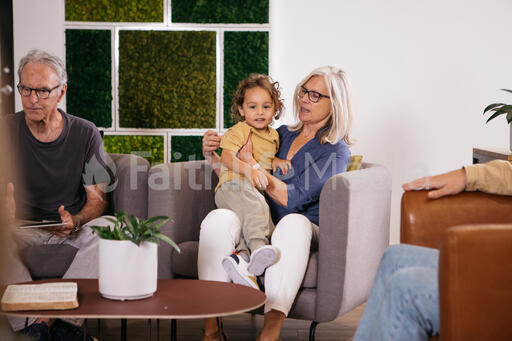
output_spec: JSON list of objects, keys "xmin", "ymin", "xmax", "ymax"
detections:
[
  {"xmin": 150, "ymin": 160, "xmax": 392, "ymax": 341},
  {"xmin": 22, "ymin": 153, "xmax": 150, "ymax": 279}
]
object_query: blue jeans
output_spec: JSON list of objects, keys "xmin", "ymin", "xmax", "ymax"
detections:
[{"xmin": 353, "ymin": 244, "xmax": 440, "ymax": 341}]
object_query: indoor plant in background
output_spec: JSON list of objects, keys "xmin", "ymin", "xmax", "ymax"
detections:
[
  {"xmin": 483, "ymin": 89, "xmax": 512, "ymax": 151},
  {"xmin": 91, "ymin": 212, "xmax": 180, "ymax": 300}
]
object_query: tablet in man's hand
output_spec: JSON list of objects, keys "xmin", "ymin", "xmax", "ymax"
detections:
[{"xmin": 16, "ymin": 219, "xmax": 67, "ymax": 229}]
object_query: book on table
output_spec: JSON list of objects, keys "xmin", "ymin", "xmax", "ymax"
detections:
[{"xmin": 1, "ymin": 282, "xmax": 78, "ymax": 311}]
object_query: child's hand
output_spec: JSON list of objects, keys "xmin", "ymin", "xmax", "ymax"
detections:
[
  {"xmin": 248, "ymin": 168, "xmax": 268, "ymax": 190},
  {"xmin": 272, "ymin": 158, "xmax": 292, "ymax": 175}
]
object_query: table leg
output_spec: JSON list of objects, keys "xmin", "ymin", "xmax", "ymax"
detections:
[
  {"xmin": 146, "ymin": 319, "xmax": 151, "ymax": 341},
  {"xmin": 97, "ymin": 319, "xmax": 101, "ymax": 341},
  {"xmin": 170, "ymin": 319, "xmax": 177, "ymax": 341},
  {"xmin": 157, "ymin": 319, "xmax": 160, "ymax": 341},
  {"xmin": 216, "ymin": 318, "xmax": 224, "ymax": 341},
  {"xmin": 121, "ymin": 318, "xmax": 127, "ymax": 341},
  {"xmin": 83, "ymin": 319, "xmax": 87, "ymax": 341}
]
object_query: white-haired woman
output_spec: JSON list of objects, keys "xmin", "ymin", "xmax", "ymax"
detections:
[{"xmin": 199, "ymin": 66, "xmax": 354, "ymax": 341}]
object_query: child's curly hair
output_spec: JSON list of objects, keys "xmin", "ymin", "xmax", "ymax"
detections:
[{"xmin": 230, "ymin": 74, "xmax": 284, "ymax": 123}]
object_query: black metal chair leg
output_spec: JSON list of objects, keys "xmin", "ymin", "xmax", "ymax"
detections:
[{"xmin": 309, "ymin": 321, "xmax": 319, "ymax": 341}]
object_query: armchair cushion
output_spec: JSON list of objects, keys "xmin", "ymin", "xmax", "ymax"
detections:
[
  {"xmin": 439, "ymin": 224, "xmax": 512, "ymax": 341},
  {"xmin": 153, "ymin": 160, "xmax": 392, "ymax": 325}
]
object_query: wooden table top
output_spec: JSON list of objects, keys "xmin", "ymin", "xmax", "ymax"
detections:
[
  {"xmin": 473, "ymin": 147, "xmax": 512, "ymax": 161},
  {"xmin": 1, "ymin": 279, "xmax": 266, "ymax": 319}
]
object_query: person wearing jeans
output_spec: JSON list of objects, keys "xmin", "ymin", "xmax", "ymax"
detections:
[{"xmin": 353, "ymin": 159, "xmax": 512, "ymax": 341}]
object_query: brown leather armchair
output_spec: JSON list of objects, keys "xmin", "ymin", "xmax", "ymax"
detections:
[{"xmin": 401, "ymin": 190, "xmax": 512, "ymax": 341}]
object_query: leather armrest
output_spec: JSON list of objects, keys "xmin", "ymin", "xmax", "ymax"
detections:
[
  {"xmin": 438, "ymin": 225, "xmax": 512, "ymax": 341},
  {"xmin": 400, "ymin": 191, "xmax": 512, "ymax": 248}
]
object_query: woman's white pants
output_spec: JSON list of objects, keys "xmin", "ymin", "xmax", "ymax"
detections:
[{"xmin": 197, "ymin": 209, "xmax": 318, "ymax": 315}]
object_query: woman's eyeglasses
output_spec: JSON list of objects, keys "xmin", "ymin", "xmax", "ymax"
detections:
[{"xmin": 298, "ymin": 86, "xmax": 330, "ymax": 103}]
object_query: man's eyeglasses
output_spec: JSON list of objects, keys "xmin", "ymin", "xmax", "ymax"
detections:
[
  {"xmin": 17, "ymin": 83, "xmax": 61, "ymax": 99},
  {"xmin": 298, "ymin": 86, "xmax": 330, "ymax": 103}
]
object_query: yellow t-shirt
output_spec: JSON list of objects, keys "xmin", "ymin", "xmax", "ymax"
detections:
[{"xmin": 216, "ymin": 121, "xmax": 279, "ymax": 191}]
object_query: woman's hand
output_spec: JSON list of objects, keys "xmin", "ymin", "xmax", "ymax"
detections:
[
  {"xmin": 202, "ymin": 130, "xmax": 221, "ymax": 156},
  {"xmin": 272, "ymin": 157, "xmax": 292, "ymax": 175},
  {"xmin": 402, "ymin": 168, "xmax": 467, "ymax": 199},
  {"xmin": 238, "ymin": 132, "xmax": 255, "ymax": 164}
]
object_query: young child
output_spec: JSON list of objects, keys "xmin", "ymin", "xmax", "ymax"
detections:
[{"xmin": 215, "ymin": 74, "xmax": 288, "ymax": 289}]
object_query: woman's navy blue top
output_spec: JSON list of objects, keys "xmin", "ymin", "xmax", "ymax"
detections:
[{"xmin": 267, "ymin": 125, "xmax": 351, "ymax": 225}]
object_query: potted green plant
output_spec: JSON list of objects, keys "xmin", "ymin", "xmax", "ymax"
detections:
[
  {"xmin": 91, "ymin": 211, "xmax": 180, "ymax": 301},
  {"xmin": 483, "ymin": 89, "xmax": 512, "ymax": 151}
]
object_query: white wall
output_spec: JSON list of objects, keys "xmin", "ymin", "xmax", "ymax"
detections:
[
  {"xmin": 13, "ymin": 0, "xmax": 64, "ymax": 111},
  {"xmin": 13, "ymin": 0, "xmax": 512, "ymax": 243},
  {"xmin": 271, "ymin": 0, "xmax": 512, "ymax": 243}
]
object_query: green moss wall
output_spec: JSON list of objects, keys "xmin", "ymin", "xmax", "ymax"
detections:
[
  {"xmin": 103, "ymin": 135, "xmax": 164, "ymax": 164},
  {"xmin": 172, "ymin": 0, "xmax": 268, "ymax": 24},
  {"xmin": 65, "ymin": 0, "xmax": 163, "ymax": 22},
  {"xmin": 224, "ymin": 31, "xmax": 269, "ymax": 128},
  {"xmin": 65, "ymin": 1, "xmax": 269, "ymax": 163},
  {"xmin": 118, "ymin": 30, "xmax": 216, "ymax": 129},
  {"xmin": 170, "ymin": 136, "xmax": 204, "ymax": 162},
  {"xmin": 66, "ymin": 29, "xmax": 112, "ymax": 128}
]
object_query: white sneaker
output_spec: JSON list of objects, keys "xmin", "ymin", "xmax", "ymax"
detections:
[
  {"xmin": 247, "ymin": 245, "xmax": 280, "ymax": 276},
  {"xmin": 222, "ymin": 252, "xmax": 260, "ymax": 289}
]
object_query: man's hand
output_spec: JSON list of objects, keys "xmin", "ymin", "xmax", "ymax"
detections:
[
  {"xmin": 402, "ymin": 168, "xmax": 467, "ymax": 199},
  {"xmin": 272, "ymin": 157, "xmax": 292, "ymax": 175},
  {"xmin": 46, "ymin": 205, "xmax": 76, "ymax": 237}
]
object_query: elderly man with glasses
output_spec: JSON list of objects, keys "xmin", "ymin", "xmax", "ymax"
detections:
[{"xmin": 2, "ymin": 49, "xmax": 113, "ymax": 341}]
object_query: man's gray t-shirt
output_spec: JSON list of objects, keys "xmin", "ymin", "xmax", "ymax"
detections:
[{"xmin": 9, "ymin": 109, "xmax": 110, "ymax": 221}]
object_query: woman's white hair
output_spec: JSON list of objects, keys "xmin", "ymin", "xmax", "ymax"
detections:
[
  {"xmin": 17, "ymin": 49, "xmax": 68, "ymax": 84},
  {"xmin": 291, "ymin": 65, "xmax": 353, "ymax": 145}
]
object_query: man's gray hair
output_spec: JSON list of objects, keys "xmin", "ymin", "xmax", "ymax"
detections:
[{"xmin": 17, "ymin": 49, "xmax": 68, "ymax": 84}]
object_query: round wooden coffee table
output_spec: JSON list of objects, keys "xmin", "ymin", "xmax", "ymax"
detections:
[{"xmin": 2, "ymin": 278, "xmax": 266, "ymax": 341}]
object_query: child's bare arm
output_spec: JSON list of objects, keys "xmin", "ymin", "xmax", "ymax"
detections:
[
  {"xmin": 220, "ymin": 149, "xmax": 268, "ymax": 189},
  {"xmin": 272, "ymin": 157, "xmax": 292, "ymax": 175}
]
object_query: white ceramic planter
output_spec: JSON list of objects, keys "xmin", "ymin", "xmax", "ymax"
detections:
[{"xmin": 99, "ymin": 239, "xmax": 157, "ymax": 300}]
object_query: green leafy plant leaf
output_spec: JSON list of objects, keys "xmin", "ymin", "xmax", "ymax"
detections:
[
  {"xmin": 483, "ymin": 103, "xmax": 505, "ymax": 113},
  {"xmin": 483, "ymin": 90, "xmax": 512, "ymax": 124},
  {"xmin": 90, "ymin": 211, "xmax": 180, "ymax": 253}
]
